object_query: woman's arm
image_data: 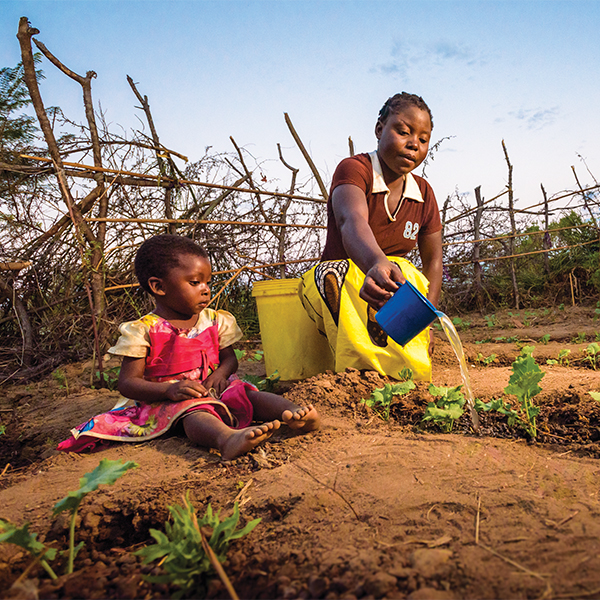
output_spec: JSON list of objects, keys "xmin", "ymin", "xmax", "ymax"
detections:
[
  {"xmin": 332, "ymin": 184, "xmax": 405, "ymax": 309},
  {"xmin": 118, "ymin": 356, "xmax": 208, "ymax": 402},
  {"xmin": 418, "ymin": 229, "xmax": 443, "ymax": 308}
]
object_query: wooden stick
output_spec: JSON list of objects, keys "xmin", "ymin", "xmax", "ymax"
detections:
[
  {"xmin": 475, "ymin": 495, "xmax": 481, "ymax": 545},
  {"xmin": 84, "ymin": 216, "xmax": 325, "ymax": 229},
  {"xmin": 446, "ymin": 238, "xmax": 599, "ymax": 267},
  {"xmin": 199, "ymin": 529, "xmax": 239, "ymax": 600},
  {"xmin": 20, "ymin": 155, "xmax": 326, "ymax": 203}
]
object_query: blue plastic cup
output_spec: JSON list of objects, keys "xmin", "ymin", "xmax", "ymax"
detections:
[{"xmin": 375, "ymin": 281, "xmax": 439, "ymax": 346}]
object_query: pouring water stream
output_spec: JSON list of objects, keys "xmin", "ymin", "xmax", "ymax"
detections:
[{"xmin": 435, "ymin": 311, "xmax": 480, "ymax": 432}]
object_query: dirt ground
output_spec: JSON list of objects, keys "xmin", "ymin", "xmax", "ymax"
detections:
[{"xmin": 2, "ymin": 305, "xmax": 600, "ymax": 600}]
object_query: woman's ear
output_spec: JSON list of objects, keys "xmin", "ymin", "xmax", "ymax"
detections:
[
  {"xmin": 147, "ymin": 277, "xmax": 166, "ymax": 296},
  {"xmin": 375, "ymin": 119, "xmax": 383, "ymax": 140}
]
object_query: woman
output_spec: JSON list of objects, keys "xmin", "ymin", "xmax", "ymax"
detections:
[{"xmin": 301, "ymin": 93, "xmax": 443, "ymax": 380}]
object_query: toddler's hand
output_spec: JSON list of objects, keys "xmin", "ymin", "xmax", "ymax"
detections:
[
  {"xmin": 202, "ymin": 372, "xmax": 229, "ymax": 396},
  {"xmin": 166, "ymin": 380, "xmax": 208, "ymax": 402}
]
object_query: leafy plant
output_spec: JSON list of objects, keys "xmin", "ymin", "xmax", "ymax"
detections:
[
  {"xmin": 53, "ymin": 459, "xmax": 138, "ymax": 573},
  {"xmin": 136, "ymin": 492, "xmax": 260, "ymax": 599},
  {"xmin": 540, "ymin": 334, "xmax": 551, "ymax": 345},
  {"xmin": 234, "ymin": 349, "xmax": 264, "ymax": 362},
  {"xmin": 584, "ymin": 343, "xmax": 600, "ymax": 370},
  {"xmin": 361, "ymin": 380, "xmax": 416, "ymax": 421},
  {"xmin": 475, "ymin": 352, "xmax": 497, "ymax": 367},
  {"xmin": 422, "ymin": 384, "xmax": 465, "ymax": 433},
  {"xmin": 547, "ymin": 348, "xmax": 571, "ymax": 366},
  {"xmin": 52, "ymin": 368, "xmax": 69, "ymax": 395},
  {"xmin": 573, "ymin": 332, "xmax": 587, "ymax": 344},
  {"xmin": 399, "ymin": 367, "xmax": 413, "ymax": 381},
  {"xmin": 0, "ymin": 424, "xmax": 5, "ymax": 435},
  {"xmin": 0, "ymin": 521, "xmax": 58, "ymax": 579},
  {"xmin": 589, "ymin": 391, "xmax": 600, "ymax": 403},
  {"xmin": 594, "ymin": 301, "xmax": 600, "ymax": 321},
  {"xmin": 451, "ymin": 316, "xmax": 471, "ymax": 331},
  {"xmin": 477, "ymin": 346, "xmax": 544, "ymax": 438},
  {"xmin": 0, "ymin": 459, "xmax": 137, "ymax": 580},
  {"xmin": 484, "ymin": 314, "xmax": 496, "ymax": 328},
  {"xmin": 95, "ymin": 366, "xmax": 121, "ymax": 390},
  {"xmin": 242, "ymin": 371, "xmax": 279, "ymax": 392}
]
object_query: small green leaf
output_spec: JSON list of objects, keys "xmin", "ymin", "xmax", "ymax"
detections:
[{"xmin": 53, "ymin": 459, "xmax": 138, "ymax": 515}]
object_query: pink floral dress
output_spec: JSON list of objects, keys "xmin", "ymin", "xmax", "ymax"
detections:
[{"xmin": 58, "ymin": 310, "xmax": 256, "ymax": 453}]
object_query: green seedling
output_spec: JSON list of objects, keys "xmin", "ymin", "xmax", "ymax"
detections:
[
  {"xmin": 53, "ymin": 459, "xmax": 138, "ymax": 574},
  {"xmin": 559, "ymin": 303, "xmax": 565, "ymax": 311},
  {"xmin": 136, "ymin": 492, "xmax": 260, "ymax": 600},
  {"xmin": 422, "ymin": 384, "xmax": 465, "ymax": 433},
  {"xmin": 0, "ymin": 424, "xmax": 5, "ymax": 435},
  {"xmin": 589, "ymin": 391, "xmax": 600, "ymax": 402},
  {"xmin": 542, "ymin": 308, "xmax": 550, "ymax": 316},
  {"xmin": 596, "ymin": 332, "xmax": 600, "ymax": 342},
  {"xmin": 433, "ymin": 322, "xmax": 442, "ymax": 331},
  {"xmin": 475, "ymin": 352, "xmax": 497, "ymax": 367},
  {"xmin": 94, "ymin": 366, "xmax": 120, "ymax": 390},
  {"xmin": 504, "ymin": 346, "xmax": 543, "ymax": 437},
  {"xmin": 234, "ymin": 349, "xmax": 264, "ymax": 362},
  {"xmin": 361, "ymin": 380, "xmax": 416, "ymax": 421},
  {"xmin": 452, "ymin": 317, "xmax": 471, "ymax": 331},
  {"xmin": 540, "ymin": 334, "xmax": 551, "ymax": 345},
  {"xmin": 523, "ymin": 310, "xmax": 537, "ymax": 327},
  {"xmin": 595, "ymin": 301, "xmax": 600, "ymax": 321},
  {"xmin": 573, "ymin": 332, "xmax": 587, "ymax": 344},
  {"xmin": 0, "ymin": 459, "xmax": 137, "ymax": 580},
  {"xmin": 399, "ymin": 367, "xmax": 413, "ymax": 382},
  {"xmin": 0, "ymin": 521, "xmax": 58, "ymax": 579},
  {"xmin": 484, "ymin": 314, "xmax": 496, "ymax": 328},
  {"xmin": 494, "ymin": 336, "xmax": 507, "ymax": 342},
  {"xmin": 51, "ymin": 368, "xmax": 69, "ymax": 395},
  {"xmin": 477, "ymin": 346, "xmax": 544, "ymax": 438},
  {"xmin": 243, "ymin": 371, "xmax": 279, "ymax": 392},
  {"xmin": 546, "ymin": 348, "xmax": 571, "ymax": 366},
  {"xmin": 584, "ymin": 343, "xmax": 600, "ymax": 370}
]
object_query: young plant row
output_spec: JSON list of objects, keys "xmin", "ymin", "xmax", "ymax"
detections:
[
  {"xmin": 361, "ymin": 345, "xmax": 546, "ymax": 439},
  {"xmin": 0, "ymin": 459, "xmax": 258, "ymax": 598}
]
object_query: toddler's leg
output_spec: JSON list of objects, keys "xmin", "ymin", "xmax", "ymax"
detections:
[
  {"xmin": 248, "ymin": 390, "xmax": 320, "ymax": 433},
  {"xmin": 183, "ymin": 410, "xmax": 280, "ymax": 460}
]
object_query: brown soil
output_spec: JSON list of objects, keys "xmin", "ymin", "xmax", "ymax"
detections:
[{"xmin": 2, "ymin": 305, "xmax": 600, "ymax": 600}]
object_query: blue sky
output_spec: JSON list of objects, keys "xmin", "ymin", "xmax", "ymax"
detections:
[{"xmin": 2, "ymin": 0, "xmax": 599, "ymax": 215}]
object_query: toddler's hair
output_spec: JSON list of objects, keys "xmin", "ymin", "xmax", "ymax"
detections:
[
  {"xmin": 134, "ymin": 235, "xmax": 209, "ymax": 294},
  {"xmin": 378, "ymin": 92, "xmax": 433, "ymax": 129}
]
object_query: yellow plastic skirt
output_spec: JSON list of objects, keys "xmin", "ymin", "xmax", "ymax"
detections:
[{"xmin": 299, "ymin": 257, "xmax": 432, "ymax": 381}]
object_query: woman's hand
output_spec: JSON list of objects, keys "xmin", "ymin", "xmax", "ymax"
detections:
[
  {"xmin": 165, "ymin": 380, "xmax": 208, "ymax": 402},
  {"xmin": 360, "ymin": 259, "xmax": 406, "ymax": 310}
]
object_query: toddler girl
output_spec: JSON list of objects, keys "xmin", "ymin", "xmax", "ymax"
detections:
[{"xmin": 58, "ymin": 235, "xmax": 320, "ymax": 459}]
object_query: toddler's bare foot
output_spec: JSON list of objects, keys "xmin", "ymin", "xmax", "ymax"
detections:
[
  {"xmin": 281, "ymin": 404, "xmax": 320, "ymax": 432},
  {"xmin": 220, "ymin": 420, "xmax": 280, "ymax": 460}
]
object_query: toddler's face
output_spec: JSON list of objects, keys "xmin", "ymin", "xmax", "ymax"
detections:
[{"xmin": 159, "ymin": 253, "xmax": 212, "ymax": 318}]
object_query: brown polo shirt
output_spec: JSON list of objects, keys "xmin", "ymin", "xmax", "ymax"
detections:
[{"xmin": 321, "ymin": 152, "xmax": 442, "ymax": 261}]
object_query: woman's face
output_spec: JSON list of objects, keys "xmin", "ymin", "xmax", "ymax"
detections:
[{"xmin": 375, "ymin": 105, "xmax": 432, "ymax": 181}]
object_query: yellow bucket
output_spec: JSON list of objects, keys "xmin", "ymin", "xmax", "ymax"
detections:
[{"xmin": 252, "ymin": 278, "xmax": 334, "ymax": 380}]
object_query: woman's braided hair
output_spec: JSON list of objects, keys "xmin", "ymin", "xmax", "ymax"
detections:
[{"xmin": 378, "ymin": 92, "xmax": 433, "ymax": 129}]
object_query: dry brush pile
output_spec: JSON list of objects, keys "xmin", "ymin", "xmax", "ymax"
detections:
[{"xmin": 1, "ymin": 16, "xmax": 600, "ymax": 386}]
